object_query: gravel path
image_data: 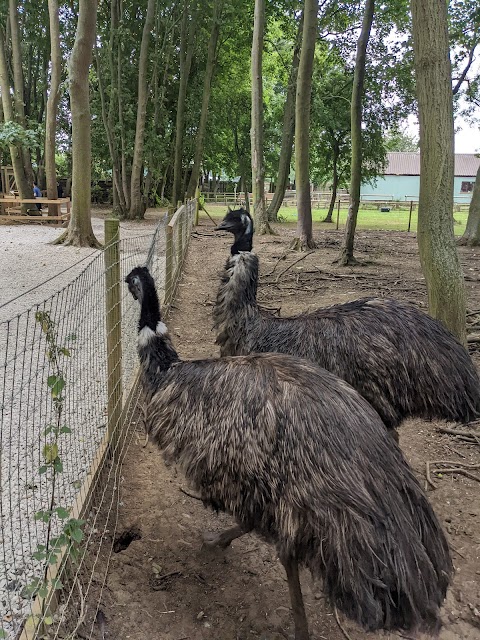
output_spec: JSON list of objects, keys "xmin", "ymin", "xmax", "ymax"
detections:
[{"xmin": 0, "ymin": 212, "xmax": 165, "ymax": 638}]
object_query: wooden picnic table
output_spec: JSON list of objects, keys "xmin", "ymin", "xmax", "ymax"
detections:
[{"xmin": 0, "ymin": 197, "xmax": 71, "ymax": 226}]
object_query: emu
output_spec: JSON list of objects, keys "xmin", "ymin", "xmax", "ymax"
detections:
[
  {"xmin": 126, "ymin": 265, "xmax": 452, "ymax": 640},
  {"xmin": 214, "ymin": 207, "xmax": 480, "ymax": 432}
]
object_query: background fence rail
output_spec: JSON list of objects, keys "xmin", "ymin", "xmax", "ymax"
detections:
[{"xmin": 0, "ymin": 200, "xmax": 196, "ymax": 639}]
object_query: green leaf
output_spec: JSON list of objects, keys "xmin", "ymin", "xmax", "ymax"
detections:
[
  {"xmin": 47, "ymin": 375, "xmax": 65, "ymax": 398},
  {"xmin": 35, "ymin": 510, "xmax": 51, "ymax": 523},
  {"xmin": 71, "ymin": 527, "xmax": 84, "ymax": 543},
  {"xmin": 43, "ymin": 426, "xmax": 53, "ymax": 436},
  {"xmin": 55, "ymin": 507, "xmax": 70, "ymax": 519},
  {"xmin": 43, "ymin": 616, "xmax": 53, "ymax": 626},
  {"xmin": 42, "ymin": 444, "xmax": 58, "ymax": 464},
  {"xmin": 58, "ymin": 347, "xmax": 71, "ymax": 357},
  {"xmin": 48, "ymin": 554, "xmax": 58, "ymax": 565},
  {"xmin": 32, "ymin": 551, "xmax": 46, "ymax": 561},
  {"xmin": 52, "ymin": 578, "xmax": 63, "ymax": 590},
  {"xmin": 60, "ymin": 426, "xmax": 72, "ymax": 434},
  {"xmin": 53, "ymin": 458, "xmax": 63, "ymax": 473},
  {"xmin": 39, "ymin": 465, "xmax": 48, "ymax": 475},
  {"xmin": 38, "ymin": 585, "xmax": 48, "ymax": 599}
]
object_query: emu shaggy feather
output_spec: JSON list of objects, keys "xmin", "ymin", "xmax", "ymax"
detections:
[
  {"xmin": 126, "ymin": 266, "xmax": 452, "ymax": 638},
  {"xmin": 214, "ymin": 208, "xmax": 480, "ymax": 430}
]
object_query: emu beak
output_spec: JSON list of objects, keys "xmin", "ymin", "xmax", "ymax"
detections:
[{"xmin": 215, "ymin": 220, "xmax": 236, "ymax": 232}]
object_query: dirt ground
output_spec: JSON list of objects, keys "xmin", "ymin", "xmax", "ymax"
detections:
[{"xmin": 88, "ymin": 220, "xmax": 480, "ymax": 640}]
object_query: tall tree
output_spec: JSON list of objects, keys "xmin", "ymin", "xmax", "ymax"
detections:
[
  {"xmin": 266, "ymin": 12, "xmax": 302, "ymax": 223},
  {"xmin": 55, "ymin": 0, "xmax": 100, "ymax": 247},
  {"xmin": 458, "ymin": 163, "xmax": 480, "ymax": 246},
  {"xmin": 251, "ymin": 0, "xmax": 272, "ymax": 234},
  {"xmin": 45, "ymin": 0, "xmax": 62, "ymax": 213},
  {"xmin": 411, "ymin": 0, "xmax": 466, "ymax": 343},
  {"xmin": 337, "ymin": 0, "xmax": 375, "ymax": 265},
  {"xmin": 186, "ymin": 0, "xmax": 223, "ymax": 199},
  {"xmin": 129, "ymin": 0, "xmax": 156, "ymax": 219},
  {"xmin": 172, "ymin": 0, "xmax": 195, "ymax": 206},
  {"xmin": 9, "ymin": 0, "xmax": 34, "ymax": 187},
  {"xmin": 291, "ymin": 0, "xmax": 318, "ymax": 250},
  {"xmin": 0, "ymin": 26, "xmax": 31, "ymax": 200}
]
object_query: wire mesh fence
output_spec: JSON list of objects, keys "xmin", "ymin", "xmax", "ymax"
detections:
[{"xmin": 0, "ymin": 200, "xmax": 196, "ymax": 639}]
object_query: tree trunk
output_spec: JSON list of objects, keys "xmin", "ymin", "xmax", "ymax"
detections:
[
  {"xmin": 129, "ymin": 0, "xmax": 155, "ymax": 220},
  {"xmin": 187, "ymin": 0, "xmax": 222, "ymax": 198},
  {"xmin": 324, "ymin": 142, "xmax": 340, "ymax": 222},
  {"xmin": 251, "ymin": 0, "xmax": 272, "ymax": 234},
  {"xmin": 172, "ymin": 0, "xmax": 195, "ymax": 206},
  {"xmin": 267, "ymin": 12, "xmax": 302, "ymax": 222},
  {"xmin": 9, "ymin": 0, "xmax": 34, "ymax": 188},
  {"xmin": 337, "ymin": 0, "xmax": 374, "ymax": 265},
  {"xmin": 291, "ymin": 0, "xmax": 318, "ymax": 250},
  {"xmin": 411, "ymin": 0, "xmax": 466, "ymax": 344},
  {"xmin": 54, "ymin": 0, "xmax": 100, "ymax": 247},
  {"xmin": 458, "ymin": 163, "xmax": 480, "ymax": 246},
  {"xmin": 0, "ymin": 26, "xmax": 30, "ymax": 200},
  {"xmin": 45, "ymin": 0, "xmax": 62, "ymax": 216}
]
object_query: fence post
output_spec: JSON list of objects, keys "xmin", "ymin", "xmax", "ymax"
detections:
[
  {"xmin": 194, "ymin": 187, "xmax": 200, "ymax": 225},
  {"xmin": 336, "ymin": 199, "xmax": 340, "ymax": 230},
  {"xmin": 165, "ymin": 206, "xmax": 174, "ymax": 305},
  {"xmin": 104, "ymin": 219, "xmax": 123, "ymax": 452},
  {"xmin": 408, "ymin": 200, "xmax": 413, "ymax": 232}
]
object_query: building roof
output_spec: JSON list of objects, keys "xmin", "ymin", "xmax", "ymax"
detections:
[{"xmin": 385, "ymin": 152, "xmax": 480, "ymax": 177}]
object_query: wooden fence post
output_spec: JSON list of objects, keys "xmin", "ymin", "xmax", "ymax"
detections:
[
  {"xmin": 104, "ymin": 219, "xmax": 123, "ymax": 451},
  {"xmin": 408, "ymin": 200, "xmax": 413, "ymax": 232},
  {"xmin": 165, "ymin": 206, "xmax": 174, "ymax": 305},
  {"xmin": 194, "ymin": 187, "xmax": 200, "ymax": 225}
]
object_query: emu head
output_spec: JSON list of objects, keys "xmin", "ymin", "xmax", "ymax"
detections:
[
  {"xmin": 215, "ymin": 207, "xmax": 253, "ymax": 240},
  {"xmin": 125, "ymin": 266, "xmax": 155, "ymax": 303}
]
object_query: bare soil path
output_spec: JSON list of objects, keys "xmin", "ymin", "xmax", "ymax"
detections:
[{"xmin": 91, "ymin": 220, "xmax": 480, "ymax": 640}]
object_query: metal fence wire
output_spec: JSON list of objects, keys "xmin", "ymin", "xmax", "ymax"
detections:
[{"xmin": 0, "ymin": 200, "xmax": 196, "ymax": 640}]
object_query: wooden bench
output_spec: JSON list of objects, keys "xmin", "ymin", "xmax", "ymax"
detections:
[{"xmin": 0, "ymin": 197, "xmax": 71, "ymax": 226}]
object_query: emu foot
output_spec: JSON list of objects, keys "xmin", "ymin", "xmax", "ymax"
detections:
[{"xmin": 202, "ymin": 524, "xmax": 246, "ymax": 550}]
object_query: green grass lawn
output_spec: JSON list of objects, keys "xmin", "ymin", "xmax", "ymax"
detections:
[{"xmin": 201, "ymin": 203, "xmax": 469, "ymax": 235}]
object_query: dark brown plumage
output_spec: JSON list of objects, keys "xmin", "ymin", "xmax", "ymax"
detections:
[
  {"xmin": 126, "ymin": 265, "xmax": 452, "ymax": 640},
  {"xmin": 214, "ymin": 207, "xmax": 480, "ymax": 431}
]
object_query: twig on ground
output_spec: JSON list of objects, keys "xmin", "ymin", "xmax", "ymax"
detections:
[
  {"xmin": 275, "ymin": 252, "xmax": 314, "ymax": 282},
  {"xmin": 180, "ymin": 487, "xmax": 203, "ymax": 501},
  {"xmin": 334, "ymin": 606, "xmax": 353, "ymax": 640},
  {"xmin": 425, "ymin": 461, "xmax": 437, "ymax": 490},
  {"xmin": 449, "ymin": 542, "xmax": 466, "ymax": 559},
  {"xmin": 432, "ymin": 467, "xmax": 480, "ymax": 483},
  {"xmin": 263, "ymin": 251, "xmax": 291, "ymax": 276},
  {"xmin": 437, "ymin": 427, "xmax": 480, "ymax": 440}
]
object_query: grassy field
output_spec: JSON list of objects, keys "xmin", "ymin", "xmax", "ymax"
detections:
[{"xmin": 201, "ymin": 203, "xmax": 469, "ymax": 235}]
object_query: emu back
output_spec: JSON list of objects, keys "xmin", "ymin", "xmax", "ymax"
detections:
[{"xmin": 214, "ymin": 252, "xmax": 480, "ymax": 429}]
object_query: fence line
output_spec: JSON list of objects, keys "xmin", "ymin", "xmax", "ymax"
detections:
[{"xmin": 0, "ymin": 200, "xmax": 196, "ymax": 640}]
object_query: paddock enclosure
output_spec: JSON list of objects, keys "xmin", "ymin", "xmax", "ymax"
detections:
[{"xmin": 1, "ymin": 211, "xmax": 479, "ymax": 640}]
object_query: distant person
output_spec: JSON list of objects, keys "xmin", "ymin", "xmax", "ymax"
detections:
[
  {"xmin": 57, "ymin": 182, "xmax": 63, "ymax": 198},
  {"xmin": 33, "ymin": 182, "xmax": 42, "ymax": 211}
]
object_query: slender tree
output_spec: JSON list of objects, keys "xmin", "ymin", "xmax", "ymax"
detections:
[
  {"xmin": 129, "ymin": 0, "xmax": 156, "ymax": 219},
  {"xmin": 187, "ymin": 0, "xmax": 223, "ymax": 199},
  {"xmin": 251, "ymin": 0, "xmax": 272, "ymax": 234},
  {"xmin": 411, "ymin": 0, "xmax": 466, "ymax": 343},
  {"xmin": 0, "ymin": 26, "xmax": 31, "ymax": 200},
  {"xmin": 267, "ymin": 12, "xmax": 302, "ymax": 223},
  {"xmin": 337, "ymin": 0, "xmax": 375, "ymax": 265},
  {"xmin": 291, "ymin": 0, "xmax": 318, "ymax": 250},
  {"xmin": 458, "ymin": 163, "xmax": 480, "ymax": 246},
  {"xmin": 172, "ymin": 0, "xmax": 195, "ymax": 206},
  {"xmin": 45, "ymin": 0, "xmax": 62, "ymax": 215},
  {"xmin": 54, "ymin": 0, "xmax": 100, "ymax": 247}
]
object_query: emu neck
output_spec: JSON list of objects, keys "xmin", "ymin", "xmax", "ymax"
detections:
[
  {"xmin": 137, "ymin": 284, "xmax": 180, "ymax": 391},
  {"xmin": 215, "ymin": 252, "xmax": 259, "ymax": 336},
  {"xmin": 231, "ymin": 231, "xmax": 253, "ymax": 255}
]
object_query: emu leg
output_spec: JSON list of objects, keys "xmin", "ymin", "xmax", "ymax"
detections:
[
  {"xmin": 202, "ymin": 524, "xmax": 250, "ymax": 549},
  {"xmin": 282, "ymin": 557, "xmax": 310, "ymax": 640}
]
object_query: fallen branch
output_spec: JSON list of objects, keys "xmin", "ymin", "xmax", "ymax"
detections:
[
  {"xmin": 334, "ymin": 606, "xmax": 353, "ymax": 640},
  {"xmin": 275, "ymin": 252, "xmax": 315, "ymax": 282},
  {"xmin": 432, "ymin": 467, "xmax": 480, "ymax": 483},
  {"xmin": 437, "ymin": 427, "xmax": 480, "ymax": 440},
  {"xmin": 425, "ymin": 461, "xmax": 437, "ymax": 490}
]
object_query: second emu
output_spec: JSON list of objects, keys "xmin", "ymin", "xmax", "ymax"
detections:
[
  {"xmin": 126, "ymin": 265, "xmax": 452, "ymax": 640},
  {"xmin": 214, "ymin": 207, "xmax": 480, "ymax": 431}
]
